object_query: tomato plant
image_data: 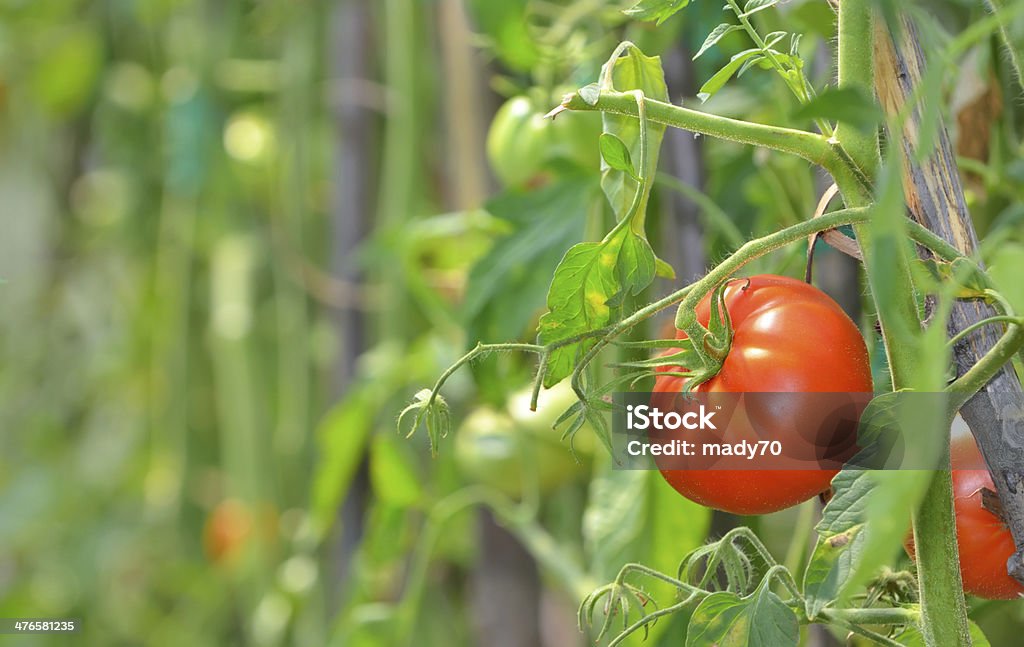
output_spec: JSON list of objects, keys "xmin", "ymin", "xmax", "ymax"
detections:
[{"xmin": 652, "ymin": 274, "xmax": 873, "ymax": 515}]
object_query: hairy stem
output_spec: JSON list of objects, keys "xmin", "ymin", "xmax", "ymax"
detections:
[{"xmin": 559, "ymin": 91, "xmax": 836, "ymax": 168}]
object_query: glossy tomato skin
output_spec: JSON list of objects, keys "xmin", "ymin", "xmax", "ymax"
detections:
[
  {"xmin": 653, "ymin": 275, "xmax": 873, "ymax": 515},
  {"xmin": 906, "ymin": 434, "xmax": 1024, "ymax": 599}
]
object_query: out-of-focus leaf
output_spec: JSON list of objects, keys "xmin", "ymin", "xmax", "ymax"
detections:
[
  {"xmin": 988, "ymin": 242, "xmax": 1024, "ymax": 314},
  {"xmin": 740, "ymin": 0, "xmax": 779, "ymax": 18},
  {"xmin": 463, "ymin": 179, "xmax": 596, "ymax": 344},
  {"xmin": 623, "ymin": 0, "xmax": 690, "ymax": 25},
  {"xmin": 584, "ymin": 464, "xmax": 710, "ymax": 643},
  {"xmin": 792, "ymin": 87, "xmax": 883, "ymax": 135},
  {"xmin": 370, "ymin": 433, "xmax": 423, "ymax": 507},
  {"xmin": 464, "ymin": 0, "xmax": 539, "ymax": 71},
  {"xmin": 310, "ymin": 384, "xmax": 376, "ymax": 538},
  {"xmin": 31, "ymin": 26, "xmax": 103, "ymax": 116}
]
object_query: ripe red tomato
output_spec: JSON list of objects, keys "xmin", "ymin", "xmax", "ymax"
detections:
[
  {"xmin": 906, "ymin": 433, "xmax": 1024, "ymax": 599},
  {"xmin": 652, "ymin": 274, "xmax": 873, "ymax": 515}
]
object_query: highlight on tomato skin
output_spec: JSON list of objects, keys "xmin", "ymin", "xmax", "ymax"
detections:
[
  {"xmin": 906, "ymin": 432, "xmax": 1024, "ymax": 600},
  {"xmin": 651, "ymin": 274, "xmax": 874, "ymax": 515}
]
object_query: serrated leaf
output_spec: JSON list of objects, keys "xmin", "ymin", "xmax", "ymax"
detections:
[
  {"xmin": 623, "ymin": 0, "xmax": 691, "ymax": 25},
  {"xmin": 537, "ymin": 240, "xmax": 617, "ymax": 387},
  {"xmin": 792, "ymin": 87, "xmax": 883, "ymax": 135},
  {"xmin": 741, "ymin": 0, "xmax": 778, "ymax": 17},
  {"xmin": 685, "ymin": 584, "xmax": 799, "ymax": 647},
  {"xmin": 697, "ymin": 49, "xmax": 762, "ymax": 102},
  {"xmin": 599, "ymin": 133, "xmax": 640, "ymax": 182},
  {"xmin": 694, "ymin": 23, "xmax": 741, "ymax": 60},
  {"xmin": 803, "ymin": 525, "xmax": 865, "ymax": 619}
]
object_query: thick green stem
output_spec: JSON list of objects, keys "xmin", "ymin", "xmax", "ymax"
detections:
[
  {"xmin": 817, "ymin": 606, "xmax": 920, "ymax": 627},
  {"xmin": 838, "ymin": 4, "xmax": 971, "ymax": 644},
  {"xmin": 560, "ymin": 91, "xmax": 836, "ymax": 168},
  {"xmin": 835, "ymin": 0, "xmax": 879, "ymax": 173}
]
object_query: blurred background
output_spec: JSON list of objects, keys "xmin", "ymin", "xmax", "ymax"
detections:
[{"xmin": 1, "ymin": 0, "xmax": 1023, "ymax": 645}]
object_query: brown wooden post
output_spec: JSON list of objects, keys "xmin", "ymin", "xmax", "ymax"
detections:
[{"xmin": 874, "ymin": 15, "xmax": 1024, "ymax": 584}]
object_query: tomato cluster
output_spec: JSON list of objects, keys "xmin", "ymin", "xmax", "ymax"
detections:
[{"xmin": 652, "ymin": 275, "xmax": 874, "ymax": 515}]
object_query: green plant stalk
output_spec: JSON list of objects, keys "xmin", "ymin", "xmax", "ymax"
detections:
[
  {"xmin": 835, "ymin": 0, "xmax": 879, "ymax": 173},
  {"xmin": 947, "ymin": 319, "xmax": 1024, "ymax": 412},
  {"xmin": 723, "ymin": 0, "xmax": 833, "ymax": 137},
  {"xmin": 837, "ymin": 4, "xmax": 970, "ymax": 645},
  {"xmin": 560, "ymin": 91, "xmax": 835, "ymax": 167},
  {"xmin": 671, "ymin": 207, "xmax": 870, "ymax": 341}
]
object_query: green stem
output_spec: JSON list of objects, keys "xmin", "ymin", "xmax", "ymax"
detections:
[
  {"xmin": 724, "ymin": 0, "xmax": 833, "ymax": 136},
  {"xmin": 846, "ymin": 6, "xmax": 970, "ymax": 645},
  {"xmin": 946, "ymin": 316, "xmax": 1023, "ymax": 349},
  {"xmin": 835, "ymin": 0, "xmax": 879, "ymax": 173},
  {"xmin": 947, "ymin": 318, "xmax": 1024, "ymax": 412},
  {"xmin": 817, "ymin": 606, "xmax": 920, "ymax": 626},
  {"xmin": 672, "ymin": 207, "xmax": 871, "ymax": 335},
  {"xmin": 560, "ymin": 91, "xmax": 835, "ymax": 168}
]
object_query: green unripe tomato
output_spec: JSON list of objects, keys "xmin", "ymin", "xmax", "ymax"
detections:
[
  {"xmin": 486, "ymin": 95, "xmax": 600, "ymax": 187},
  {"xmin": 505, "ymin": 380, "xmax": 597, "ymax": 459},
  {"xmin": 454, "ymin": 404, "xmax": 584, "ymax": 498}
]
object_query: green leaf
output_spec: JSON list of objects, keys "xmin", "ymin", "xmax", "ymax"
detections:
[
  {"xmin": 623, "ymin": 0, "xmax": 691, "ymax": 25},
  {"xmin": 310, "ymin": 383, "xmax": 376, "ymax": 538},
  {"xmin": 599, "ymin": 133, "xmax": 641, "ymax": 182},
  {"xmin": 694, "ymin": 23, "xmax": 741, "ymax": 60},
  {"xmin": 31, "ymin": 27, "xmax": 103, "ymax": 116},
  {"xmin": 685, "ymin": 582, "xmax": 799, "ymax": 647},
  {"xmin": 463, "ymin": 179, "xmax": 595, "ymax": 343},
  {"xmin": 464, "ymin": 0, "xmax": 540, "ymax": 71},
  {"xmin": 740, "ymin": 0, "xmax": 779, "ymax": 18},
  {"xmin": 608, "ymin": 230, "xmax": 656, "ymax": 307},
  {"xmin": 791, "ymin": 87, "xmax": 883, "ymax": 135},
  {"xmin": 698, "ymin": 49, "xmax": 763, "ymax": 102},
  {"xmin": 370, "ymin": 433, "xmax": 423, "ymax": 507},
  {"xmin": 537, "ymin": 240, "xmax": 617, "ymax": 386},
  {"xmin": 655, "ymin": 256, "xmax": 677, "ymax": 279},
  {"xmin": 803, "ymin": 526, "xmax": 865, "ymax": 619}
]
